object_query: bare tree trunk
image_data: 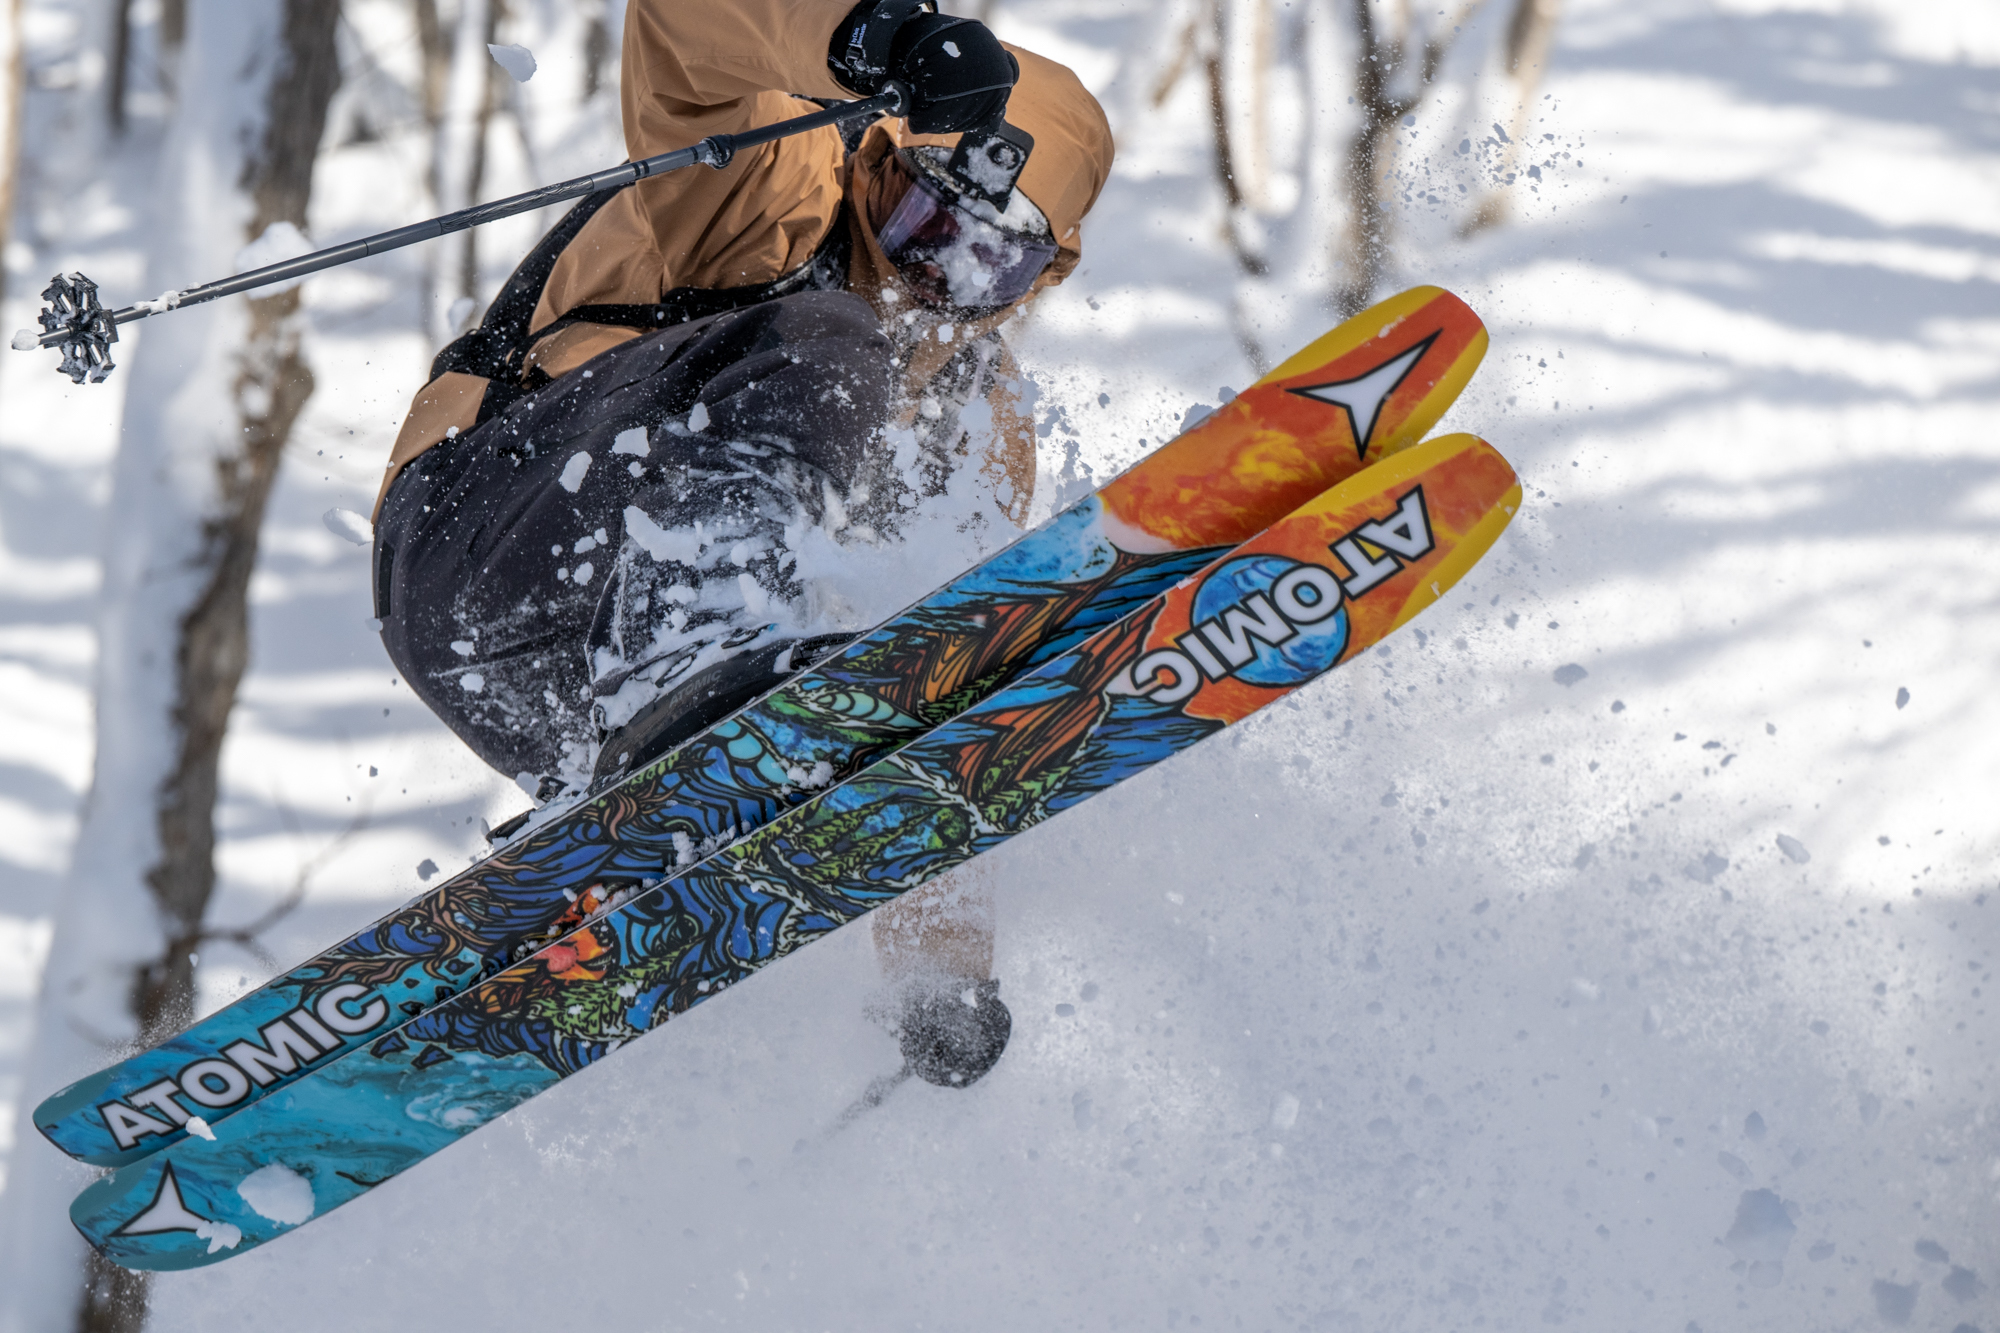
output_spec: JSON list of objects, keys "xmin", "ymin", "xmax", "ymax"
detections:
[
  {"xmin": 1461, "ymin": 0, "xmax": 1562, "ymax": 235},
  {"xmin": 414, "ymin": 0, "xmax": 449, "ymax": 123},
  {"xmin": 0, "ymin": 3, "xmax": 341, "ymax": 1330},
  {"xmin": 106, "ymin": 0, "xmax": 195, "ymax": 129},
  {"xmin": 129, "ymin": 0, "xmax": 340, "ymax": 1045},
  {"xmin": 414, "ymin": 0, "xmax": 452, "ymax": 337},
  {"xmin": 1177, "ymin": 0, "xmax": 1268, "ymax": 368},
  {"xmin": 0, "ymin": 0, "xmax": 22, "ymax": 309},
  {"xmin": 157, "ymin": 0, "xmax": 187, "ymax": 94},
  {"xmin": 1202, "ymin": 0, "xmax": 1267, "ymax": 278},
  {"xmin": 1329, "ymin": 0, "xmax": 1482, "ymax": 316},
  {"xmin": 579, "ymin": 0, "xmax": 610, "ymax": 102},
  {"xmin": 457, "ymin": 2, "xmax": 500, "ymax": 305},
  {"xmin": 1148, "ymin": 0, "xmax": 1266, "ymax": 285},
  {"xmin": 431, "ymin": 0, "xmax": 495, "ymax": 343},
  {"xmin": 1330, "ymin": 0, "xmax": 1399, "ymax": 319},
  {"xmin": 106, "ymin": 0, "xmax": 133, "ymax": 131}
]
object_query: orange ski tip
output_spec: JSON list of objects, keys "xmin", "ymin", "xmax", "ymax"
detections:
[
  {"xmin": 1134, "ymin": 434, "xmax": 1519, "ymax": 725},
  {"xmin": 1379, "ymin": 476, "xmax": 1523, "ymax": 639},
  {"xmin": 1096, "ymin": 288, "xmax": 1488, "ymax": 553},
  {"xmin": 1262, "ymin": 286, "xmax": 1473, "ymax": 383}
]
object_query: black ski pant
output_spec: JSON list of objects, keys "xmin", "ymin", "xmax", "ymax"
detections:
[{"xmin": 373, "ymin": 291, "xmax": 893, "ymax": 786}]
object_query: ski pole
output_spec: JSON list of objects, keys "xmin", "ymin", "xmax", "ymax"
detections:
[{"xmin": 13, "ymin": 87, "xmax": 908, "ymax": 385}]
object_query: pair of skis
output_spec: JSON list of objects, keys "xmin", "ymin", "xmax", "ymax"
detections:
[{"xmin": 41, "ymin": 288, "xmax": 1513, "ymax": 1269}]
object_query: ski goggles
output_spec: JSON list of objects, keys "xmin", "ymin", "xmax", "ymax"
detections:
[{"xmin": 875, "ymin": 153, "xmax": 1059, "ymax": 312}]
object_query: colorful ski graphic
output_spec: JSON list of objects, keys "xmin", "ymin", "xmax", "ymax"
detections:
[
  {"xmin": 36, "ymin": 286, "xmax": 1486, "ymax": 1168},
  {"xmin": 72, "ymin": 432, "xmax": 1521, "ymax": 1270}
]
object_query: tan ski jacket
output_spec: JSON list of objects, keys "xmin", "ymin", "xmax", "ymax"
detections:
[{"xmin": 380, "ymin": 0, "xmax": 1113, "ymax": 523}]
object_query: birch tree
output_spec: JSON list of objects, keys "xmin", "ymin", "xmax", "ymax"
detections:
[
  {"xmin": 0, "ymin": 0, "xmax": 22, "ymax": 308},
  {"xmin": 0, "ymin": 3, "xmax": 340, "ymax": 1330},
  {"xmin": 430, "ymin": 0, "xmax": 498, "ymax": 342}
]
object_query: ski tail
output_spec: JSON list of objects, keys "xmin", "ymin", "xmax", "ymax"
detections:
[
  {"xmin": 71, "ymin": 433, "xmax": 1519, "ymax": 1273},
  {"xmin": 34, "ymin": 286, "xmax": 1487, "ymax": 1171}
]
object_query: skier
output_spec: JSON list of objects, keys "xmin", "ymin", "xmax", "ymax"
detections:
[{"xmin": 369, "ymin": 0, "xmax": 1112, "ymax": 1089}]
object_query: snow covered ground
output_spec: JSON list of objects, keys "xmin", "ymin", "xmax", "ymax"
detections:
[{"xmin": 3, "ymin": 0, "xmax": 1997, "ymax": 1327}]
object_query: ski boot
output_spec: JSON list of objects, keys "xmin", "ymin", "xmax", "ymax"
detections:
[{"xmin": 590, "ymin": 633, "xmax": 853, "ymax": 788}]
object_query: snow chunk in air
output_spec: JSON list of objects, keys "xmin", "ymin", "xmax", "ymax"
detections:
[
  {"xmin": 558, "ymin": 452, "xmax": 592, "ymax": 493},
  {"xmin": 1721, "ymin": 1189, "xmax": 1796, "ymax": 1261},
  {"xmin": 612, "ymin": 426, "xmax": 650, "ymax": 457},
  {"xmin": 488, "ymin": 43, "xmax": 536, "ymax": 81},
  {"xmin": 323, "ymin": 507, "xmax": 372, "ymax": 545}
]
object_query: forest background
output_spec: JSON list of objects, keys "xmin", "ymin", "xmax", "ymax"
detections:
[{"xmin": 0, "ymin": 0, "xmax": 1994, "ymax": 1329}]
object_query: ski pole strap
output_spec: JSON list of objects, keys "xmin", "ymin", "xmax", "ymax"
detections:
[
  {"xmin": 431, "ymin": 203, "xmax": 854, "ymax": 429},
  {"xmin": 426, "ymin": 186, "xmax": 624, "ymax": 387}
]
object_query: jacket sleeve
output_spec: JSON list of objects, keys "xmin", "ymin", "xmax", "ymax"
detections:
[
  {"xmin": 622, "ymin": 0, "xmax": 856, "ymax": 131},
  {"xmin": 532, "ymin": 0, "xmax": 861, "ymax": 331}
]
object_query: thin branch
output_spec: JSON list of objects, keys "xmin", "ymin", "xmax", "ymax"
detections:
[
  {"xmin": 197, "ymin": 792, "xmax": 373, "ymax": 968},
  {"xmin": 1332, "ymin": 0, "xmax": 1488, "ymax": 314},
  {"xmin": 1205, "ymin": 0, "xmax": 1267, "ymax": 276},
  {"xmin": 1150, "ymin": 19, "xmax": 1200, "ymax": 108}
]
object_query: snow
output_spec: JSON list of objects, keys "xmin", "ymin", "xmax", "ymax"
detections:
[
  {"xmin": 487, "ymin": 42, "xmax": 536, "ymax": 83},
  {"xmin": 556, "ymin": 450, "xmax": 591, "ymax": 492},
  {"xmin": 320, "ymin": 506, "xmax": 371, "ymax": 545},
  {"xmin": 233, "ymin": 219, "xmax": 314, "ymax": 290},
  {"xmin": 0, "ymin": 0, "xmax": 1996, "ymax": 1327},
  {"xmin": 132, "ymin": 288, "xmax": 184, "ymax": 314},
  {"xmin": 195, "ymin": 1219, "xmax": 242, "ymax": 1254},
  {"xmin": 235, "ymin": 1163, "xmax": 316, "ymax": 1225},
  {"xmin": 622, "ymin": 503, "xmax": 701, "ymax": 563}
]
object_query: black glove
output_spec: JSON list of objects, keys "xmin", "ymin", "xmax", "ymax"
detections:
[{"xmin": 829, "ymin": 0, "xmax": 1019, "ymax": 135}]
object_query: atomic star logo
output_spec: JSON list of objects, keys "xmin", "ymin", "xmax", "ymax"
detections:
[
  {"xmin": 1287, "ymin": 332, "xmax": 1439, "ymax": 457},
  {"xmin": 110, "ymin": 1163, "xmax": 241, "ymax": 1252}
]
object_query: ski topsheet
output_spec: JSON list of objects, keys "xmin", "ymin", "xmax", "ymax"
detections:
[
  {"xmin": 37, "ymin": 287, "xmax": 1487, "ymax": 1169},
  {"xmin": 73, "ymin": 432, "xmax": 1521, "ymax": 1270}
]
